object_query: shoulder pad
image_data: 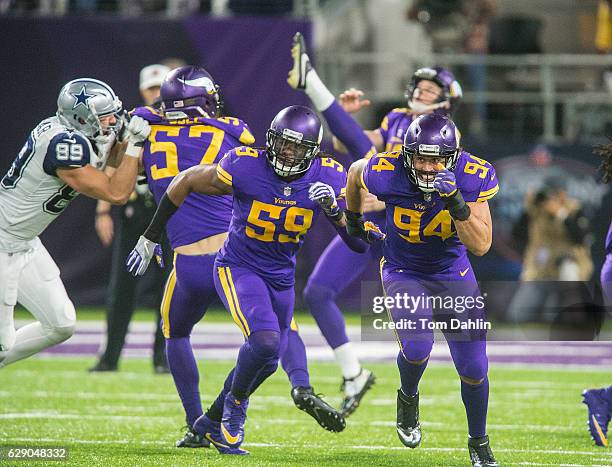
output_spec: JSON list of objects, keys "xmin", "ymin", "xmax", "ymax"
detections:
[{"xmin": 43, "ymin": 131, "xmax": 92, "ymax": 176}]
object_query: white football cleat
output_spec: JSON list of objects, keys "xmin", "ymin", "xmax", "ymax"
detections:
[{"xmin": 287, "ymin": 32, "xmax": 312, "ymax": 90}]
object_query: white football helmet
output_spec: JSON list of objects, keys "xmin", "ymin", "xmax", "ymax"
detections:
[{"xmin": 56, "ymin": 78, "xmax": 124, "ymax": 145}]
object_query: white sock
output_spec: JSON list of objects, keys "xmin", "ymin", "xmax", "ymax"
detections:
[
  {"xmin": 305, "ymin": 68, "xmax": 335, "ymax": 112},
  {"xmin": 333, "ymin": 342, "xmax": 361, "ymax": 379},
  {"xmin": 0, "ymin": 322, "xmax": 67, "ymax": 368}
]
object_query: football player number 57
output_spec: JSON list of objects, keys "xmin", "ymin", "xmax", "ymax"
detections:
[{"xmin": 246, "ymin": 200, "xmax": 313, "ymax": 243}]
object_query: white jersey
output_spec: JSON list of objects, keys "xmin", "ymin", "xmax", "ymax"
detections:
[{"xmin": 0, "ymin": 116, "xmax": 110, "ymax": 249}]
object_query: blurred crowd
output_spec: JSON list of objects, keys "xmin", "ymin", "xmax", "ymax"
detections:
[{"xmin": 0, "ymin": 0, "xmax": 296, "ymax": 16}]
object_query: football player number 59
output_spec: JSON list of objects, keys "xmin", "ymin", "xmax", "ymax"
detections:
[{"xmin": 246, "ymin": 200, "xmax": 313, "ymax": 243}]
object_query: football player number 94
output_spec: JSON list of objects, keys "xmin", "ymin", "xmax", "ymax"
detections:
[
  {"xmin": 149, "ymin": 125, "xmax": 226, "ymax": 180},
  {"xmin": 371, "ymin": 152, "xmax": 489, "ymax": 179},
  {"xmin": 246, "ymin": 200, "xmax": 313, "ymax": 243}
]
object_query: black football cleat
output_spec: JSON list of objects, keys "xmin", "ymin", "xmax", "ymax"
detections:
[
  {"xmin": 176, "ymin": 425, "xmax": 211, "ymax": 448},
  {"xmin": 291, "ymin": 386, "xmax": 346, "ymax": 432},
  {"xmin": 287, "ymin": 32, "xmax": 312, "ymax": 90},
  {"xmin": 396, "ymin": 390, "xmax": 421, "ymax": 448},
  {"xmin": 154, "ymin": 363, "xmax": 171, "ymax": 374},
  {"xmin": 88, "ymin": 361, "xmax": 117, "ymax": 372},
  {"xmin": 468, "ymin": 435, "xmax": 499, "ymax": 467},
  {"xmin": 340, "ymin": 368, "xmax": 376, "ymax": 417}
]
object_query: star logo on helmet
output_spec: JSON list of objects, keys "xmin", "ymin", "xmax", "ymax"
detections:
[{"xmin": 71, "ymin": 86, "xmax": 94, "ymax": 110}]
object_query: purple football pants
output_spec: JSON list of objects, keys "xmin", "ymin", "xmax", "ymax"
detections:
[
  {"xmin": 381, "ymin": 257, "xmax": 489, "ymax": 438},
  {"xmin": 161, "ymin": 253, "xmax": 218, "ymax": 426},
  {"xmin": 212, "ymin": 258, "xmax": 310, "ymax": 400}
]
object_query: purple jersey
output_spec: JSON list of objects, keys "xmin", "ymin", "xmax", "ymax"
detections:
[
  {"xmin": 134, "ymin": 107, "xmax": 255, "ymax": 249},
  {"xmin": 606, "ymin": 221, "xmax": 612, "ymax": 255},
  {"xmin": 216, "ymin": 148, "xmax": 347, "ymax": 287},
  {"xmin": 362, "ymin": 150, "xmax": 499, "ymax": 273},
  {"xmin": 377, "ymin": 108, "xmax": 417, "ymax": 153}
]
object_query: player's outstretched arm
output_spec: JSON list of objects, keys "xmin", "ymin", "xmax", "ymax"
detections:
[
  {"xmin": 332, "ymin": 88, "xmax": 384, "ymax": 154},
  {"xmin": 126, "ymin": 164, "xmax": 232, "ymax": 276}
]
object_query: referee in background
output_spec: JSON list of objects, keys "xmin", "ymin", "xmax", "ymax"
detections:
[{"xmin": 89, "ymin": 64, "xmax": 172, "ymax": 374}]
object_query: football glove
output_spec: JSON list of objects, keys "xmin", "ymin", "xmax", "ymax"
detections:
[
  {"xmin": 433, "ymin": 165, "xmax": 470, "ymax": 221},
  {"xmin": 345, "ymin": 210, "xmax": 385, "ymax": 243},
  {"xmin": 309, "ymin": 182, "xmax": 342, "ymax": 220},
  {"xmin": 433, "ymin": 167, "xmax": 458, "ymax": 197},
  {"xmin": 126, "ymin": 235, "xmax": 164, "ymax": 276},
  {"xmin": 124, "ymin": 115, "xmax": 151, "ymax": 158}
]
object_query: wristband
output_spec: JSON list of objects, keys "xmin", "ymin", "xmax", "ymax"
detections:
[
  {"xmin": 442, "ymin": 190, "xmax": 471, "ymax": 221},
  {"xmin": 125, "ymin": 140, "xmax": 144, "ymax": 158}
]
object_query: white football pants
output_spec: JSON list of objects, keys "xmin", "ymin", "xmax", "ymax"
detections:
[{"xmin": 0, "ymin": 237, "xmax": 76, "ymax": 368}]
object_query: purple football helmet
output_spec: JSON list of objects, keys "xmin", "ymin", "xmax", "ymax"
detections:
[
  {"xmin": 402, "ymin": 113, "xmax": 461, "ymax": 192},
  {"xmin": 405, "ymin": 66, "xmax": 462, "ymax": 116},
  {"xmin": 266, "ymin": 105, "xmax": 322, "ymax": 177},
  {"xmin": 160, "ymin": 65, "xmax": 222, "ymax": 120}
]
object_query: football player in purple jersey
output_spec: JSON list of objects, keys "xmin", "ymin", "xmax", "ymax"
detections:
[
  {"xmin": 128, "ymin": 65, "xmax": 255, "ymax": 450},
  {"xmin": 287, "ymin": 32, "xmax": 463, "ymax": 415},
  {"xmin": 130, "ymin": 67, "xmax": 360, "ymax": 452},
  {"xmin": 581, "ymin": 142, "xmax": 612, "ymax": 448},
  {"xmin": 128, "ymin": 105, "xmax": 382, "ymax": 453},
  {"xmin": 346, "ymin": 113, "xmax": 499, "ymax": 466}
]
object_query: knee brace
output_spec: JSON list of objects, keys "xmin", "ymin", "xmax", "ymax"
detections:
[
  {"xmin": 400, "ymin": 339, "xmax": 433, "ymax": 363},
  {"xmin": 455, "ymin": 355, "xmax": 488, "ymax": 383},
  {"xmin": 248, "ymin": 330, "xmax": 281, "ymax": 361}
]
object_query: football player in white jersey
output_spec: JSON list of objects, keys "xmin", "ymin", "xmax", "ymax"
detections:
[{"xmin": 0, "ymin": 78, "xmax": 151, "ymax": 368}]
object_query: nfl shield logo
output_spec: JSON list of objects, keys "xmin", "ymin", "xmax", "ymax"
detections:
[{"xmin": 284, "ymin": 186, "xmax": 292, "ymax": 196}]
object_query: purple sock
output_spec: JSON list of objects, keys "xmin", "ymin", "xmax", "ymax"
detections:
[
  {"xmin": 248, "ymin": 360, "xmax": 279, "ymax": 394},
  {"xmin": 280, "ymin": 329, "xmax": 311, "ymax": 388},
  {"xmin": 461, "ymin": 377, "xmax": 489, "ymax": 438},
  {"xmin": 322, "ymin": 101, "xmax": 375, "ymax": 160},
  {"xmin": 397, "ymin": 351, "xmax": 429, "ymax": 397},
  {"xmin": 206, "ymin": 367, "xmax": 234, "ymax": 422},
  {"xmin": 231, "ymin": 330, "xmax": 280, "ymax": 400},
  {"xmin": 166, "ymin": 337, "xmax": 202, "ymax": 426},
  {"xmin": 303, "ymin": 283, "xmax": 349, "ymax": 349}
]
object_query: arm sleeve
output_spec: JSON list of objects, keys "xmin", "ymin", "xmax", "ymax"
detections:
[{"xmin": 43, "ymin": 132, "xmax": 92, "ymax": 176}]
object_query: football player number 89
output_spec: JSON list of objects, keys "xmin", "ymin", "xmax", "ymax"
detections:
[{"xmin": 55, "ymin": 143, "xmax": 83, "ymax": 161}]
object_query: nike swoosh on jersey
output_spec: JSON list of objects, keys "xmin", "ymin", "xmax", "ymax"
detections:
[{"xmin": 460, "ymin": 268, "xmax": 469, "ymax": 277}]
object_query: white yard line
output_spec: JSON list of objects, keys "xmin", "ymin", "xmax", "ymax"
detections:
[{"xmin": 3, "ymin": 436, "xmax": 608, "ymax": 459}]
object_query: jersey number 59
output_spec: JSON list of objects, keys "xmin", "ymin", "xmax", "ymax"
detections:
[{"xmin": 246, "ymin": 200, "xmax": 313, "ymax": 243}]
